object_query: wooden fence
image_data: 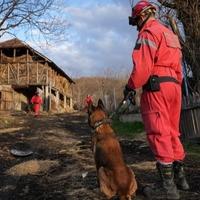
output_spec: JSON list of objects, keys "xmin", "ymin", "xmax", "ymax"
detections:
[{"xmin": 180, "ymin": 93, "xmax": 200, "ymax": 139}]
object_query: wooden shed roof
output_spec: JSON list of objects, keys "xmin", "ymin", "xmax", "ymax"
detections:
[{"xmin": 0, "ymin": 38, "xmax": 75, "ymax": 83}]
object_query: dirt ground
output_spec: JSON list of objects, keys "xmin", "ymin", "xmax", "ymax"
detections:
[{"xmin": 0, "ymin": 112, "xmax": 200, "ymax": 200}]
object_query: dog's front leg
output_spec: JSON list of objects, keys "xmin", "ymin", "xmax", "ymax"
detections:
[
  {"xmin": 127, "ymin": 167, "xmax": 137, "ymax": 198},
  {"xmin": 98, "ymin": 167, "xmax": 116, "ymax": 199}
]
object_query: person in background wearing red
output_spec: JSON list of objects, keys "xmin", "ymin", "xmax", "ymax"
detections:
[
  {"xmin": 84, "ymin": 95, "xmax": 93, "ymax": 111},
  {"xmin": 31, "ymin": 91, "xmax": 43, "ymax": 117},
  {"xmin": 85, "ymin": 95, "xmax": 93, "ymax": 106},
  {"xmin": 123, "ymin": 1, "xmax": 189, "ymax": 199}
]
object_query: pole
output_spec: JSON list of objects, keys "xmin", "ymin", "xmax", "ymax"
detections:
[{"xmin": 113, "ymin": 87, "xmax": 117, "ymax": 110}]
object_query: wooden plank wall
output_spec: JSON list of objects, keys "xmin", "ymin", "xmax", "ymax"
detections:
[
  {"xmin": 180, "ymin": 93, "xmax": 200, "ymax": 139},
  {"xmin": 0, "ymin": 90, "xmax": 14, "ymax": 110},
  {"xmin": 0, "ymin": 48, "xmax": 72, "ymax": 98}
]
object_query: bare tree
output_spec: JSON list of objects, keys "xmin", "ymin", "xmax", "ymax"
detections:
[
  {"xmin": 157, "ymin": 0, "xmax": 200, "ymax": 92},
  {"xmin": 0, "ymin": 0, "xmax": 68, "ymax": 42}
]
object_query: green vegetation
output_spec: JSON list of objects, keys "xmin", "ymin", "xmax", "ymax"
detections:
[
  {"xmin": 112, "ymin": 119, "xmax": 144, "ymax": 138},
  {"xmin": 112, "ymin": 119, "xmax": 200, "ymax": 159}
]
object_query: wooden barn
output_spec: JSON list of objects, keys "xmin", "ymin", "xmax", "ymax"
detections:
[{"xmin": 0, "ymin": 38, "xmax": 74, "ymax": 112}]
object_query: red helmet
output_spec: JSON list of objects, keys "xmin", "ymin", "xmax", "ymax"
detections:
[
  {"xmin": 129, "ymin": 0, "xmax": 156, "ymax": 26},
  {"xmin": 132, "ymin": 1, "xmax": 156, "ymax": 18}
]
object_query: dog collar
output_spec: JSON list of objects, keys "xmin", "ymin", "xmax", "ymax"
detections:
[{"xmin": 93, "ymin": 118, "xmax": 112, "ymax": 129}]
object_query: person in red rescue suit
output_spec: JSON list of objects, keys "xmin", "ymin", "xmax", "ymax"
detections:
[
  {"xmin": 124, "ymin": 1, "xmax": 189, "ymax": 199},
  {"xmin": 83, "ymin": 95, "xmax": 93, "ymax": 112},
  {"xmin": 84, "ymin": 95, "xmax": 93, "ymax": 107},
  {"xmin": 31, "ymin": 91, "xmax": 43, "ymax": 117}
]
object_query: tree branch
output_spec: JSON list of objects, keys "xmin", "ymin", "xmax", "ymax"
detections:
[
  {"xmin": 0, "ymin": 0, "xmax": 68, "ymax": 42},
  {"xmin": 157, "ymin": 0, "xmax": 177, "ymax": 9}
]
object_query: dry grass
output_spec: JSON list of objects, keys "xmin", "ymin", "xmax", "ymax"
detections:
[{"xmin": 6, "ymin": 159, "xmax": 60, "ymax": 176}]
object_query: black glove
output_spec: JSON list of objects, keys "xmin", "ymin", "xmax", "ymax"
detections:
[
  {"xmin": 123, "ymin": 84, "xmax": 134, "ymax": 98},
  {"xmin": 123, "ymin": 84, "xmax": 136, "ymax": 104}
]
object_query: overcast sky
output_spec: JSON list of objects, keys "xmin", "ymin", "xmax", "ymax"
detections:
[
  {"xmin": 44, "ymin": 0, "xmax": 138, "ymax": 78},
  {"xmin": 1, "ymin": 0, "xmax": 140, "ymax": 78}
]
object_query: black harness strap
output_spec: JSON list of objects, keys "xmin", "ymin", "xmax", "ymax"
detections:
[{"xmin": 157, "ymin": 76, "xmax": 179, "ymax": 84}]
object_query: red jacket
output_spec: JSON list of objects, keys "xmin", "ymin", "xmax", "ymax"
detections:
[
  {"xmin": 128, "ymin": 19, "xmax": 182, "ymax": 89},
  {"xmin": 84, "ymin": 95, "xmax": 93, "ymax": 106},
  {"xmin": 31, "ymin": 95, "xmax": 43, "ymax": 113},
  {"xmin": 31, "ymin": 95, "xmax": 43, "ymax": 105}
]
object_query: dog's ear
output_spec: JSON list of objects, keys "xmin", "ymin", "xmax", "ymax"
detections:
[
  {"xmin": 88, "ymin": 103, "xmax": 95, "ymax": 115},
  {"xmin": 97, "ymin": 99, "xmax": 104, "ymax": 109}
]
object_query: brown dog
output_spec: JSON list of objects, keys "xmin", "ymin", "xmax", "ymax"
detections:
[{"xmin": 88, "ymin": 99, "xmax": 137, "ymax": 200}]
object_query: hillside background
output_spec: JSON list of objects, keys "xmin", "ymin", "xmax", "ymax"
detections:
[{"xmin": 72, "ymin": 75, "xmax": 141, "ymax": 111}]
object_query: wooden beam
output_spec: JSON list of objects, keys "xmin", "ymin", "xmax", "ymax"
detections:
[
  {"xmin": 17, "ymin": 63, "xmax": 19, "ymax": 84},
  {"xmin": 7, "ymin": 63, "xmax": 9, "ymax": 84},
  {"xmin": 0, "ymin": 60, "xmax": 48, "ymax": 64},
  {"xmin": 9, "ymin": 63, "xmax": 17, "ymax": 82},
  {"xmin": 53, "ymin": 71, "xmax": 55, "ymax": 87},
  {"xmin": 26, "ymin": 49, "xmax": 29, "ymax": 84},
  {"xmin": 49, "ymin": 69, "xmax": 52, "ymax": 86},
  {"xmin": 45, "ymin": 62, "xmax": 48, "ymax": 85},
  {"xmin": 49, "ymin": 82, "xmax": 52, "ymax": 111},
  {"xmin": 36, "ymin": 62, "xmax": 39, "ymax": 84},
  {"xmin": 44, "ymin": 85, "xmax": 49, "ymax": 111},
  {"xmin": 12, "ymin": 90, "xmax": 15, "ymax": 110},
  {"xmin": 70, "ymin": 97, "xmax": 73, "ymax": 109},
  {"xmin": 56, "ymin": 90, "xmax": 59, "ymax": 111},
  {"xmin": 27, "ymin": 63, "xmax": 29, "ymax": 84}
]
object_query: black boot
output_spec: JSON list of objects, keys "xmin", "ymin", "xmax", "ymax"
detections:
[
  {"xmin": 143, "ymin": 163, "xmax": 180, "ymax": 200},
  {"xmin": 173, "ymin": 161, "xmax": 190, "ymax": 190}
]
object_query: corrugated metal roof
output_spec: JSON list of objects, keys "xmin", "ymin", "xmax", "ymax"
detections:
[{"xmin": 0, "ymin": 38, "xmax": 75, "ymax": 83}]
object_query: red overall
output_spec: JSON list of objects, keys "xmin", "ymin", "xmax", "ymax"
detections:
[
  {"xmin": 31, "ymin": 95, "xmax": 43, "ymax": 116},
  {"xmin": 128, "ymin": 19, "xmax": 185, "ymax": 163},
  {"xmin": 84, "ymin": 95, "xmax": 93, "ymax": 106}
]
